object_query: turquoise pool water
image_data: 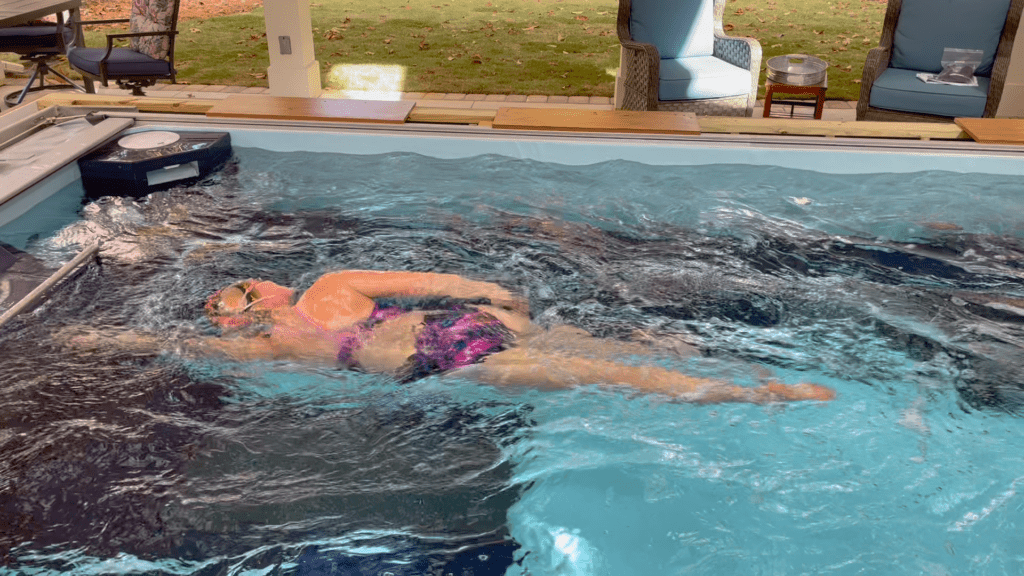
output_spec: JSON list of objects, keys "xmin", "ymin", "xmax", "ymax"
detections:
[{"xmin": 2, "ymin": 142, "xmax": 1023, "ymax": 575}]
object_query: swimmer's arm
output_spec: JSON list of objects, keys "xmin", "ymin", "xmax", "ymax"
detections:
[
  {"xmin": 54, "ymin": 326, "xmax": 273, "ymax": 360},
  {"xmin": 317, "ymin": 270, "xmax": 529, "ymax": 312},
  {"xmin": 185, "ymin": 333, "xmax": 339, "ymax": 363}
]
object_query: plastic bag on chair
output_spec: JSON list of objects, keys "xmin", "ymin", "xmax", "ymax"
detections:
[{"xmin": 917, "ymin": 48, "xmax": 983, "ymax": 86}]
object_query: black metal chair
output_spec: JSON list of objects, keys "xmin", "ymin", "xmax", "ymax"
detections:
[
  {"xmin": 67, "ymin": 0, "xmax": 180, "ymax": 96},
  {"xmin": 0, "ymin": 15, "xmax": 84, "ymax": 106}
]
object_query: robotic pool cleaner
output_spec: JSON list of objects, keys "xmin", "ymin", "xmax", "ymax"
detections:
[{"xmin": 78, "ymin": 130, "xmax": 232, "ymax": 198}]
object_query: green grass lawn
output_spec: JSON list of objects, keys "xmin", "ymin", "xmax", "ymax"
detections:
[{"xmin": 74, "ymin": 0, "xmax": 888, "ymax": 101}]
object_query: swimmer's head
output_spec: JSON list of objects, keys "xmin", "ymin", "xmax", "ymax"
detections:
[{"xmin": 205, "ymin": 279, "xmax": 293, "ymax": 328}]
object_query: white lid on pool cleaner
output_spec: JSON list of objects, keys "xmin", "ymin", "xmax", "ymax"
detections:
[{"xmin": 117, "ymin": 131, "xmax": 181, "ymax": 150}]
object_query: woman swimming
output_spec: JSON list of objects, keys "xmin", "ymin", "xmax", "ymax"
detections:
[{"xmin": 192, "ymin": 270, "xmax": 834, "ymax": 404}]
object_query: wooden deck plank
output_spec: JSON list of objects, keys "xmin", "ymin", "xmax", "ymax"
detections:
[
  {"xmin": 492, "ymin": 108, "xmax": 700, "ymax": 135},
  {"xmin": 33, "ymin": 93, "xmax": 976, "ymax": 141},
  {"xmin": 698, "ymin": 117, "xmax": 969, "ymax": 140},
  {"xmin": 35, "ymin": 93, "xmax": 215, "ymax": 114},
  {"xmin": 407, "ymin": 107, "xmax": 496, "ymax": 125},
  {"xmin": 954, "ymin": 118, "xmax": 1024, "ymax": 145},
  {"xmin": 205, "ymin": 95, "xmax": 414, "ymax": 124}
]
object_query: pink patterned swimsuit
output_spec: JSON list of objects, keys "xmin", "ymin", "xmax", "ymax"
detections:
[{"xmin": 336, "ymin": 304, "xmax": 513, "ymax": 381}]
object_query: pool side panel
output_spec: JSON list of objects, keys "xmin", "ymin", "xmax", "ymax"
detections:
[
  {"xmin": 0, "ymin": 117, "xmax": 134, "ymax": 224},
  {"xmin": 126, "ymin": 120, "xmax": 1024, "ymax": 176}
]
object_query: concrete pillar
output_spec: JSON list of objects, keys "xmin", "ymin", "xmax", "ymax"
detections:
[
  {"xmin": 996, "ymin": 17, "xmax": 1024, "ymax": 117},
  {"xmin": 263, "ymin": 0, "xmax": 321, "ymax": 98}
]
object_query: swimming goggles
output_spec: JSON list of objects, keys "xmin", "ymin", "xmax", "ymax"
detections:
[{"xmin": 206, "ymin": 279, "xmax": 266, "ymax": 317}]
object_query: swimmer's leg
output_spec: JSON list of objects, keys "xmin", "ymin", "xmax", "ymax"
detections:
[{"xmin": 465, "ymin": 348, "xmax": 834, "ymax": 404}]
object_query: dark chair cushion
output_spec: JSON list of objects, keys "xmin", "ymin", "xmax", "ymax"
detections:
[
  {"xmin": 67, "ymin": 47, "xmax": 172, "ymax": 78},
  {"xmin": 0, "ymin": 25, "xmax": 62, "ymax": 54},
  {"xmin": 868, "ymin": 67, "xmax": 990, "ymax": 118}
]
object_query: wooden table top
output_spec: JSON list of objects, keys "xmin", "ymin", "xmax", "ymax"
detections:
[
  {"xmin": 954, "ymin": 118, "xmax": 1024, "ymax": 145},
  {"xmin": 0, "ymin": 0, "xmax": 81, "ymax": 27},
  {"xmin": 205, "ymin": 95, "xmax": 415, "ymax": 124},
  {"xmin": 492, "ymin": 108, "xmax": 701, "ymax": 135}
]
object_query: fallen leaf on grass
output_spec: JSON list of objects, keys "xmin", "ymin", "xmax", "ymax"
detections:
[
  {"xmin": 575, "ymin": 15, "xmax": 588, "ymax": 21},
  {"xmin": 522, "ymin": 25, "xmax": 537, "ymax": 30},
  {"xmin": 724, "ymin": 23, "xmax": 735, "ymax": 31},
  {"xmin": 419, "ymin": 40, "xmax": 430, "ymax": 49},
  {"xmin": 852, "ymin": 79, "xmax": 861, "ymax": 83},
  {"xmin": 771, "ymin": 43, "xmax": 782, "ymax": 48}
]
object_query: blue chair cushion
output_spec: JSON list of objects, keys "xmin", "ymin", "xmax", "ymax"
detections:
[
  {"xmin": 891, "ymin": 0, "xmax": 1011, "ymax": 76},
  {"xmin": 869, "ymin": 67, "xmax": 990, "ymax": 118},
  {"xmin": 0, "ymin": 25, "xmax": 61, "ymax": 54},
  {"xmin": 68, "ymin": 47, "xmax": 172, "ymax": 78},
  {"xmin": 659, "ymin": 56, "xmax": 751, "ymax": 101},
  {"xmin": 631, "ymin": 0, "xmax": 714, "ymax": 59}
]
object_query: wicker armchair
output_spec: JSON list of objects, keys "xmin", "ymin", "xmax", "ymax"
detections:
[
  {"xmin": 857, "ymin": 0, "xmax": 1023, "ymax": 122},
  {"xmin": 616, "ymin": 0, "xmax": 761, "ymax": 116}
]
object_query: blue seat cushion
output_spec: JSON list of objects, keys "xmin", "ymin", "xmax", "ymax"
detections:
[
  {"xmin": 631, "ymin": 0, "xmax": 714, "ymax": 59},
  {"xmin": 68, "ymin": 47, "xmax": 172, "ymax": 78},
  {"xmin": 891, "ymin": 0, "xmax": 1011, "ymax": 76},
  {"xmin": 869, "ymin": 67, "xmax": 990, "ymax": 118},
  {"xmin": 659, "ymin": 56, "xmax": 751, "ymax": 101},
  {"xmin": 0, "ymin": 25, "xmax": 62, "ymax": 54}
]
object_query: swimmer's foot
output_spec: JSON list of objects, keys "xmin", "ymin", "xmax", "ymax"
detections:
[{"xmin": 756, "ymin": 382, "xmax": 836, "ymax": 403}]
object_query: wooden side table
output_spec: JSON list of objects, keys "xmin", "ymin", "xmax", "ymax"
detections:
[{"xmin": 763, "ymin": 77, "xmax": 828, "ymax": 119}]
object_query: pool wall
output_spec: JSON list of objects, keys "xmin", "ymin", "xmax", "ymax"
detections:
[{"xmin": 4, "ymin": 109, "xmax": 1024, "ymax": 235}]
